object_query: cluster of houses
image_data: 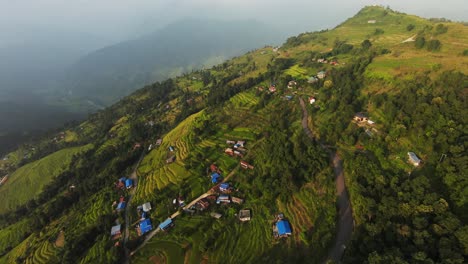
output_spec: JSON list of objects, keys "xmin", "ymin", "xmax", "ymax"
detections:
[
  {"xmin": 224, "ymin": 140, "xmax": 247, "ymax": 158},
  {"xmin": 307, "ymin": 71, "xmax": 327, "ymax": 84},
  {"xmin": 136, "ymin": 202, "xmax": 154, "ymax": 235},
  {"xmin": 52, "ymin": 132, "xmax": 66, "ymax": 143},
  {"xmin": 115, "ymin": 177, "xmax": 134, "ymax": 190},
  {"xmin": 272, "ymin": 213, "xmax": 292, "ymax": 238}
]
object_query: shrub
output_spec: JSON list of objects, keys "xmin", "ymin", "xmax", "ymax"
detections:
[
  {"xmin": 435, "ymin": 24, "xmax": 448, "ymax": 35},
  {"xmin": 426, "ymin": 39, "xmax": 441, "ymax": 51},
  {"xmin": 415, "ymin": 36, "xmax": 426, "ymax": 49},
  {"xmin": 374, "ymin": 28, "xmax": 385, "ymax": 35},
  {"xmin": 407, "ymin": 24, "xmax": 415, "ymax": 31}
]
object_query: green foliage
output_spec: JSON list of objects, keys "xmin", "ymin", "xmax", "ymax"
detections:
[
  {"xmin": 374, "ymin": 28, "xmax": 385, "ymax": 35},
  {"xmin": 406, "ymin": 24, "xmax": 415, "ymax": 31},
  {"xmin": 415, "ymin": 36, "xmax": 426, "ymax": 49},
  {"xmin": 435, "ymin": 24, "xmax": 448, "ymax": 35},
  {"xmin": 426, "ymin": 39, "xmax": 442, "ymax": 52},
  {"xmin": 0, "ymin": 144, "xmax": 93, "ymax": 214},
  {"xmin": 361, "ymin": 39, "xmax": 372, "ymax": 50}
]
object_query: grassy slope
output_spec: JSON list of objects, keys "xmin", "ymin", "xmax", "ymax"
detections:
[{"xmin": 0, "ymin": 144, "xmax": 93, "ymax": 214}]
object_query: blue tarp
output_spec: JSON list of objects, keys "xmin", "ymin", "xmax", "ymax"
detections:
[
  {"xmin": 125, "ymin": 179, "xmax": 133, "ymax": 188},
  {"xmin": 276, "ymin": 220, "xmax": 292, "ymax": 235},
  {"xmin": 117, "ymin": 202, "xmax": 126, "ymax": 210},
  {"xmin": 220, "ymin": 183, "xmax": 229, "ymax": 190},
  {"xmin": 211, "ymin": 173, "xmax": 221, "ymax": 183},
  {"xmin": 119, "ymin": 177, "xmax": 127, "ymax": 182},
  {"xmin": 139, "ymin": 219, "xmax": 152, "ymax": 234},
  {"xmin": 159, "ymin": 218, "xmax": 173, "ymax": 230}
]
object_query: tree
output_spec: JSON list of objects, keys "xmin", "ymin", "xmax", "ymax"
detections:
[
  {"xmin": 407, "ymin": 24, "xmax": 415, "ymax": 31},
  {"xmin": 415, "ymin": 36, "xmax": 426, "ymax": 49},
  {"xmin": 361, "ymin": 39, "xmax": 372, "ymax": 50},
  {"xmin": 324, "ymin": 80, "xmax": 333, "ymax": 88},
  {"xmin": 426, "ymin": 39, "xmax": 441, "ymax": 52}
]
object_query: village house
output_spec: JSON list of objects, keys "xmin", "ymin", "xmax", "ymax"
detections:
[
  {"xmin": 225, "ymin": 148, "xmax": 234, "ymax": 156},
  {"xmin": 110, "ymin": 225, "xmax": 122, "ymax": 240},
  {"xmin": 168, "ymin": 146, "xmax": 175, "ymax": 152},
  {"xmin": 353, "ymin": 112, "xmax": 369, "ymax": 123},
  {"xmin": 211, "ymin": 172, "xmax": 221, "ymax": 184},
  {"xmin": 309, "ymin": 97, "xmax": 316, "ymax": 105},
  {"xmin": 142, "ymin": 202, "xmax": 152, "ymax": 212},
  {"xmin": 226, "ymin": 140, "xmax": 236, "ymax": 145},
  {"xmin": 210, "ymin": 164, "xmax": 219, "ymax": 173},
  {"xmin": 133, "ymin": 143, "xmax": 142, "ymax": 150},
  {"xmin": 287, "ymin": 81, "xmax": 297, "ymax": 89},
  {"xmin": 240, "ymin": 161, "xmax": 254, "ymax": 170},
  {"xmin": 159, "ymin": 218, "xmax": 174, "ymax": 231},
  {"xmin": 368, "ymin": 20, "xmax": 377, "ymax": 24},
  {"xmin": 408, "ymin": 152, "xmax": 421, "ymax": 166},
  {"xmin": 139, "ymin": 219, "xmax": 153, "ymax": 235},
  {"xmin": 155, "ymin": 139, "xmax": 162, "ymax": 146},
  {"xmin": 195, "ymin": 199, "xmax": 210, "ymax": 211},
  {"xmin": 317, "ymin": 71, "xmax": 326, "ymax": 79},
  {"xmin": 216, "ymin": 194, "xmax": 231, "ymax": 204},
  {"xmin": 234, "ymin": 141, "xmax": 245, "ymax": 148},
  {"xmin": 233, "ymin": 150, "xmax": 243, "ymax": 157},
  {"xmin": 269, "ymin": 85, "xmax": 277, "ymax": 93},
  {"xmin": 210, "ymin": 212, "xmax": 222, "ymax": 219},
  {"xmin": 308, "ymin": 76, "xmax": 319, "ymax": 83},
  {"xmin": 275, "ymin": 220, "xmax": 292, "ymax": 238},
  {"xmin": 231, "ymin": 197, "xmax": 244, "ymax": 204},
  {"xmin": 239, "ymin": 209, "xmax": 251, "ymax": 222},
  {"xmin": 116, "ymin": 201, "xmax": 126, "ymax": 211},
  {"xmin": 125, "ymin": 179, "xmax": 133, "ymax": 189},
  {"xmin": 285, "ymin": 95, "xmax": 293, "ymax": 100},
  {"xmin": 220, "ymin": 183, "xmax": 230, "ymax": 193},
  {"xmin": 317, "ymin": 58, "xmax": 325, "ymax": 63},
  {"xmin": 166, "ymin": 155, "xmax": 176, "ymax": 164}
]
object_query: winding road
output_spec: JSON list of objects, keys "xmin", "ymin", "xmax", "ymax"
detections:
[
  {"xmin": 123, "ymin": 150, "xmax": 146, "ymax": 264},
  {"xmin": 299, "ymin": 98, "xmax": 353, "ymax": 263}
]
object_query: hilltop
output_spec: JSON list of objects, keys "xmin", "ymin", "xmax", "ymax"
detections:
[{"xmin": 0, "ymin": 6, "xmax": 466, "ymax": 264}]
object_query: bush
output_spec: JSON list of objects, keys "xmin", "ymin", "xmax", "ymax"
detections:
[
  {"xmin": 426, "ymin": 39, "xmax": 441, "ymax": 51},
  {"xmin": 415, "ymin": 36, "xmax": 426, "ymax": 49},
  {"xmin": 374, "ymin": 28, "xmax": 385, "ymax": 35},
  {"xmin": 435, "ymin": 24, "xmax": 448, "ymax": 35},
  {"xmin": 361, "ymin": 40, "xmax": 372, "ymax": 50},
  {"xmin": 407, "ymin": 24, "xmax": 415, "ymax": 31}
]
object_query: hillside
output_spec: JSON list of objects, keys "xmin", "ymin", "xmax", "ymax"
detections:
[
  {"xmin": 0, "ymin": 6, "xmax": 466, "ymax": 264},
  {"xmin": 60, "ymin": 19, "xmax": 285, "ymax": 106}
]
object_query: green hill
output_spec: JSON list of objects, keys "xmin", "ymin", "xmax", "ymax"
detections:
[
  {"xmin": 0, "ymin": 144, "xmax": 93, "ymax": 214},
  {"xmin": 0, "ymin": 6, "xmax": 466, "ymax": 264}
]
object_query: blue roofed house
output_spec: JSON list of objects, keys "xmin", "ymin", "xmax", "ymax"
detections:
[
  {"xmin": 211, "ymin": 173, "xmax": 221, "ymax": 183},
  {"xmin": 125, "ymin": 179, "xmax": 133, "ymax": 189},
  {"xmin": 276, "ymin": 220, "xmax": 292, "ymax": 237},
  {"xmin": 220, "ymin": 183, "xmax": 230, "ymax": 192},
  {"xmin": 139, "ymin": 219, "xmax": 153, "ymax": 235},
  {"xmin": 116, "ymin": 201, "xmax": 126, "ymax": 211},
  {"xmin": 159, "ymin": 218, "xmax": 174, "ymax": 231}
]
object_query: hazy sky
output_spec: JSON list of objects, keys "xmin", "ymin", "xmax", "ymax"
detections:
[{"xmin": 1, "ymin": 0, "xmax": 466, "ymax": 49}]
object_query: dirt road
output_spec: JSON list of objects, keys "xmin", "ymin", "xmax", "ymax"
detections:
[
  {"xmin": 130, "ymin": 166, "xmax": 239, "ymax": 256},
  {"xmin": 299, "ymin": 98, "xmax": 353, "ymax": 263},
  {"xmin": 123, "ymin": 150, "xmax": 146, "ymax": 264}
]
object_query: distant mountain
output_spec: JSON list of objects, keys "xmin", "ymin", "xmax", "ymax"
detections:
[{"xmin": 63, "ymin": 19, "xmax": 285, "ymax": 105}]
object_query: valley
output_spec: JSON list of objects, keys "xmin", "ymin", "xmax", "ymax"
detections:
[{"xmin": 0, "ymin": 6, "xmax": 466, "ymax": 264}]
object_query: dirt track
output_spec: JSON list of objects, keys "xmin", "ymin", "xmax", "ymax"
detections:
[{"xmin": 299, "ymin": 98, "xmax": 353, "ymax": 263}]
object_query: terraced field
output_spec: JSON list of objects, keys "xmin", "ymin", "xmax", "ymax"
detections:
[
  {"xmin": 135, "ymin": 111, "xmax": 205, "ymax": 203},
  {"xmin": 0, "ymin": 219, "xmax": 32, "ymax": 256},
  {"xmin": 0, "ymin": 144, "xmax": 93, "ymax": 214},
  {"xmin": 0, "ymin": 234, "xmax": 36, "ymax": 264},
  {"xmin": 24, "ymin": 241, "xmax": 58, "ymax": 264}
]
